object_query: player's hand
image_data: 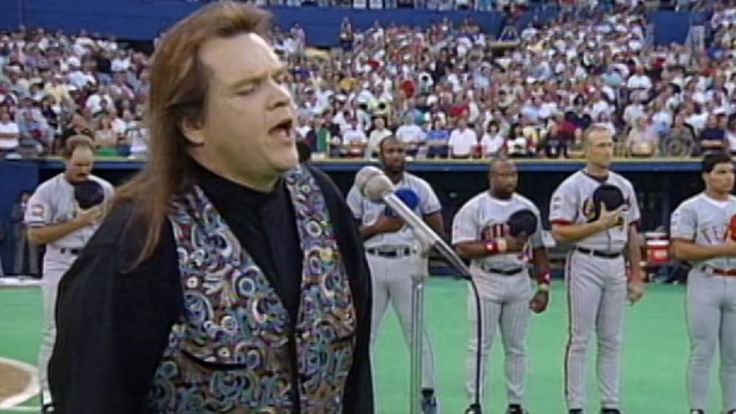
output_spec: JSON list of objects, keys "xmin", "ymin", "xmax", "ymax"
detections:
[
  {"xmin": 529, "ymin": 288, "xmax": 549, "ymax": 313},
  {"xmin": 596, "ymin": 203, "xmax": 625, "ymax": 230},
  {"xmin": 721, "ymin": 239, "xmax": 736, "ymax": 256},
  {"xmin": 78, "ymin": 205, "xmax": 105, "ymax": 227},
  {"xmin": 627, "ymin": 279, "xmax": 646, "ymax": 304},
  {"xmin": 503, "ymin": 236, "xmax": 528, "ymax": 253},
  {"xmin": 374, "ymin": 214, "xmax": 404, "ymax": 234}
]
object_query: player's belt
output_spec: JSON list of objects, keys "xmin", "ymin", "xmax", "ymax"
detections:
[
  {"xmin": 703, "ymin": 266, "xmax": 736, "ymax": 277},
  {"xmin": 366, "ymin": 247, "xmax": 414, "ymax": 258},
  {"xmin": 481, "ymin": 265, "xmax": 525, "ymax": 276},
  {"xmin": 59, "ymin": 248, "xmax": 81, "ymax": 256},
  {"xmin": 574, "ymin": 247, "xmax": 622, "ymax": 259}
]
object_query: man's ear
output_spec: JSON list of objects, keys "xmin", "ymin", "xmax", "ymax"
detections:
[{"xmin": 180, "ymin": 118, "xmax": 205, "ymax": 147}]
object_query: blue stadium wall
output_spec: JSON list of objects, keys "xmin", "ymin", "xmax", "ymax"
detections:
[{"xmin": 0, "ymin": 0, "xmax": 711, "ymax": 47}]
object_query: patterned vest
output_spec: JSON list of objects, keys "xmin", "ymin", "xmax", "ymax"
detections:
[{"xmin": 149, "ymin": 167, "xmax": 357, "ymax": 413}]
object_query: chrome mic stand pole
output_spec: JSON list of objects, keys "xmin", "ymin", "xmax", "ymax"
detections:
[
  {"xmin": 409, "ymin": 238, "xmax": 432, "ymax": 414},
  {"xmin": 410, "ymin": 272, "xmax": 426, "ymax": 414}
]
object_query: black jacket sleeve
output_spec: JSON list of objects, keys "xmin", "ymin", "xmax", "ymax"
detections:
[
  {"xmin": 49, "ymin": 202, "xmax": 183, "ymax": 414},
  {"xmin": 309, "ymin": 166, "xmax": 374, "ymax": 414}
]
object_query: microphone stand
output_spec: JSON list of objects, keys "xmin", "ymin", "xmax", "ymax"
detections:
[{"xmin": 407, "ymin": 233, "xmax": 483, "ymax": 414}]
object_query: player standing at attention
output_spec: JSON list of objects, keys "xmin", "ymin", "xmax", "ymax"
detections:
[
  {"xmin": 670, "ymin": 151, "xmax": 736, "ymax": 414},
  {"xmin": 25, "ymin": 136, "xmax": 114, "ymax": 412},
  {"xmin": 548, "ymin": 125, "xmax": 646, "ymax": 414},
  {"xmin": 347, "ymin": 136, "xmax": 444, "ymax": 414},
  {"xmin": 452, "ymin": 158, "xmax": 551, "ymax": 414}
]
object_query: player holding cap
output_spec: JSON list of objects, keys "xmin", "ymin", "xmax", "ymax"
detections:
[
  {"xmin": 670, "ymin": 151, "xmax": 736, "ymax": 414},
  {"xmin": 549, "ymin": 125, "xmax": 645, "ymax": 414},
  {"xmin": 452, "ymin": 158, "xmax": 551, "ymax": 414},
  {"xmin": 24, "ymin": 136, "xmax": 114, "ymax": 412},
  {"xmin": 347, "ymin": 136, "xmax": 445, "ymax": 413}
]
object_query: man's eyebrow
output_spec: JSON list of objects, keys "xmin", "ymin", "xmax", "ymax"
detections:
[{"xmin": 230, "ymin": 63, "xmax": 288, "ymax": 89}]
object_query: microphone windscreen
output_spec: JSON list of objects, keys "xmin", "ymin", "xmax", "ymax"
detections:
[{"xmin": 355, "ymin": 166, "xmax": 383, "ymax": 193}]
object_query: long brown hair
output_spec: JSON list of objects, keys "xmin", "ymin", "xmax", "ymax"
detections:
[{"xmin": 116, "ymin": 2, "xmax": 271, "ymax": 267}]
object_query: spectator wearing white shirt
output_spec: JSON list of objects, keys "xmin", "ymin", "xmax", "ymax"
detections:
[
  {"xmin": 367, "ymin": 117, "xmax": 392, "ymax": 158},
  {"xmin": 448, "ymin": 117, "xmax": 478, "ymax": 159},
  {"xmin": 341, "ymin": 118, "xmax": 367, "ymax": 158},
  {"xmin": 0, "ymin": 110, "xmax": 20, "ymax": 155},
  {"xmin": 395, "ymin": 116, "xmax": 425, "ymax": 156},
  {"xmin": 480, "ymin": 121, "xmax": 506, "ymax": 158}
]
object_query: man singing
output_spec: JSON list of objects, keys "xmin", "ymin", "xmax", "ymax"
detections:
[{"xmin": 48, "ymin": 3, "xmax": 373, "ymax": 413}]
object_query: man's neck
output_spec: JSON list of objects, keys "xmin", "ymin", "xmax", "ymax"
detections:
[
  {"xmin": 385, "ymin": 170, "xmax": 404, "ymax": 184},
  {"xmin": 490, "ymin": 190, "xmax": 512, "ymax": 200},
  {"xmin": 198, "ymin": 161, "xmax": 280, "ymax": 193},
  {"xmin": 584, "ymin": 164, "xmax": 609, "ymax": 178},
  {"xmin": 705, "ymin": 189, "xmax": 730, "ymax": 201}
]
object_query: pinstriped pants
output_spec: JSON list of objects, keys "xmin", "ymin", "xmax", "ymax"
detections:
[
  {"xmin": 564, "ymin": 250, "xmax": 627, "ymax": 411},
  {"xmin": 686, "ymin": 269, "xmax": 736, "ymax": 411},
  {"xmin": 465, "ymin": 269, "xmax": 533, "ymax": 406}
]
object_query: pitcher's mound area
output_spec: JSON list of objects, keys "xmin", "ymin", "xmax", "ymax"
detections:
[{"xmin": 0, "ymin": 357, "xmax": 38, "ymax": 409}]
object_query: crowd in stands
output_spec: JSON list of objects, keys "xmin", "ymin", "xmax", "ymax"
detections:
[
  {"xmin": 0, "ymin": 28, "xmax": 150, "ymax": 159},
  {"xmin": 276, "ymin": 1, "xmax": 736, "ymax": 159},
  {"xmin": 0, "ymin": 0, "xmax": 735, "ymax": 161}
]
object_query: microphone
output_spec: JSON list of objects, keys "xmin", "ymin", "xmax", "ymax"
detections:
[{"xmin": 355, "ymin": 166, "xmax": 471, "ymax": 280}]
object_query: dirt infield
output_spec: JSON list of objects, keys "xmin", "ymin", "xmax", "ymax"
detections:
[{"xmin": 0, "ymin": 362, "xmax": 31, "ymax": 404}]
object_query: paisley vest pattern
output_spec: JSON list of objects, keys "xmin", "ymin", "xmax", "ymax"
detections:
[{"xmin": 149, "ymin": 167, "xmax": 357, "ymax": 413}]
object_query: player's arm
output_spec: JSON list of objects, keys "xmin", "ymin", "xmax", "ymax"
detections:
[
  {"xmin": 346, "ymin": 185, "xmax": 404, "ymax": 240},
  {"xmin": 626, "ymin": 223, "xmax": 644, "ymax": 282},
  {"xmin": 423, "ymin": 211, "xmax": 446, "ymax": 240},
  {"xmin": 531, "ymin": 247, "xmax": 552, "ymax": 286},
  {"xmin": 454, "ymin": 237, "xmax": 527, "ymax": 259},
  {"xmin": 669, "ymin": 202, "xmax": 736, "ymax": 261},
  {"xmin": 28, "ymin": 211, "xmax": 101, "ymax": 245},
  {"xmin": 358, "ymin": 215, "xmax": 404, "ymax": 240},
  {"xmin": 551, "ymin": 204, "xmax": 623, "ymax": 244},
  {"xmin": 671, "ymin": 238, "xmax": 736, "ymax": 261}
]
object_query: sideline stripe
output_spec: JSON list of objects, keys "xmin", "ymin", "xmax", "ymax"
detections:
[{"xmin": 0, "ymin": 357, "xmax": 39, "ymax": 410}]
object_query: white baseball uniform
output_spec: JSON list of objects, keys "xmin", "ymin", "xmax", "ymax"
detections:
[
  {"xmin": 346, "ymin": 172, "xmax": 441, "ymax": 405},
  {"xmin": 670, "ymin": 193, "xmax": 736, "ymax": 412},
  {"xmin": 24, "ymin": 173, "xmax": 114, "ymax": 403},
  {"xmin": 549, "ymin": 170, "xmax": 640, "ymax": 411},
  {"xmin": 452, "ymin": 191, "xmax": 543, "ymax": 407}
]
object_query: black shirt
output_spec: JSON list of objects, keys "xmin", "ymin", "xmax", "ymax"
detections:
[{"xmin": 49, "ymin": 165, "xmax": 374, "ymax": 413}]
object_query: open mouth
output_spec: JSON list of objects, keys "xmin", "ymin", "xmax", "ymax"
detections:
[{"xmin": 269, "ymin": 118, "xmax": 294, "ymax": 140}]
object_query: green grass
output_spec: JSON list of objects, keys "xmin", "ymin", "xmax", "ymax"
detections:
[{"xmin": 0, "ymin": 280, "xmax": 726, "ymax": 413}]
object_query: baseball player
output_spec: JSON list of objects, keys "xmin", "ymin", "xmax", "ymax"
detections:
[
  {"xmin": 452, "ymin": 158, "xmax": 551, "ymax": 414},
  {"xmin": 25, "ymin": 136, "xmax": 114, "ymax": 412},
  {"xmin": 670, "ymin": 151, "xmax": 736, "ymax": 414},
  {"xmin": 347, "ymin": 135, "xmax": 445, "ymax": 414},
  {"xmin": 549, "ymin": 125, "xmax": 645, "ymax": 414}
]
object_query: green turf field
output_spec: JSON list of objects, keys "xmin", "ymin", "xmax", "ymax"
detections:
[{"xmin": 0, "ymin": 279, "xmax": 725, "ymax": 413}]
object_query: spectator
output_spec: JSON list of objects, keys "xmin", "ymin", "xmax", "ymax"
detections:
[
  {"xmin": 448, "ymin": 117, "xmax": 478, "ymax": 158},
  {"xmin": 425, "ymin": 117, "xmax": 450, "ymax": 159},
  {"xmin": 726, "ymin": 115, "xmax": 736, "ymax": 154},
  {"xmin": 697, "ymin": 115, "xmax": 728, "ymax": 154},
  {"xmin": 662, "ymin": 114, "xmax": 696, "ymax": 156},
  {"xmin": 0, "ymin": 109, "xmax": 20, "ymax": 157},
  {"xmin": 480, "ymin": 120, "xmax": 506, "ymax": 158},
  {"xmin": 626, "ymin": 116, "xmax": 659, "ymax": 157},
  {"xmin": 341, "ymin": 118, "xmax": 368, "ymax": 158},
  {"xmin": 395, "ymin": 116, "xmax": 425, "ymax": 156},
  {"xmin": 366, "ymin": 117, "xmax": 392, "ymax": 158},
  {"xmin": 10, "ymin": 191, "xmax": 38, "ymax": 276},
  {"xmin": 94, "ymin": 116, "xmax": 118, "ymax": 155}
]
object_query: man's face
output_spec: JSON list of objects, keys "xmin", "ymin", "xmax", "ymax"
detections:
[
  {"xmin": 185, "ymin": 33, "xmax": 297, "ymax": 182},
  {"xmin": 705, "ymin": 162, "xmax": 735, "ymax": 194},
  {"xmin": 64, "ymin": 147, "xmax": 95, "ymax": 183},
  {"xmin": 379, "ymin": 139, "xmax": 406, "ymax": 174},
  {"xmin": 584, "ymin": 130, "xmax": 614, "ymax": 169},
  {"xmin": 489, "ymin": 160, "xmax": 517, "ymax": 197}
]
